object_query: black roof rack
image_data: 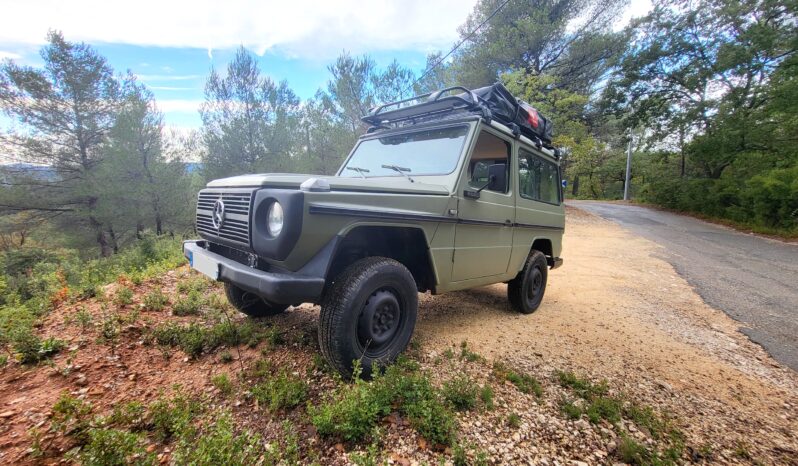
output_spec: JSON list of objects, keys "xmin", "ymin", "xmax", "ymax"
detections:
[{"xmin": 361, "ymin": 86, "xmax": 492, "ymax": 128}]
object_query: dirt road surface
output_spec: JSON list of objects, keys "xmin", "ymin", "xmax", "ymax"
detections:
[
  {"xmin": 416, "ymin": 207, "xmax": 797, "ymax": 459},
  {"xmin": 569, "ymin": 200, "xmax": 798, "ymax": 372}
]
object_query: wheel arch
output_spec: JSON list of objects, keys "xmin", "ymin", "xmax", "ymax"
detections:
[{"xmin": 324, "ymin": 224, "xmax": 438, "ymax": 295}]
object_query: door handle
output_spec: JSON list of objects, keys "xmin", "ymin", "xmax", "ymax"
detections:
[{"xmin": 504, "ymin": 220, "xmax": 513, "ymax": 226}]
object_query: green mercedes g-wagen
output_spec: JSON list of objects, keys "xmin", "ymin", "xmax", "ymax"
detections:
[{"xmin": 184, "ymin": 85, "xmax": 564, "ymax": 377}]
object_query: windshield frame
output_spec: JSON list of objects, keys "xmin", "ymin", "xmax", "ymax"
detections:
[{"xmin": 336, "ymin": 120, "xmax": 476, "ymax": 179}]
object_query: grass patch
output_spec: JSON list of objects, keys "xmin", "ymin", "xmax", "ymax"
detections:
[
  {"xmin": 147, "ymin": 320, "xmax": 267, "ymax": 359},
  {"xmin": 507, "ymin": 413, "xmax": 521, "ymax": 429},
  {"xmin": 493, "ymin": 362, "xmax": 543, "ymax": 397},
  {"xmin": 556, "ymin": 370, "xmax": 608, "ymax": 398},
  {"xmin": 114, "ymin": 286, "xmax": 134, "ymax": 306},
  {"xmin": 147, "ymin": 389, "xmax": 203, "ymax": 441}
]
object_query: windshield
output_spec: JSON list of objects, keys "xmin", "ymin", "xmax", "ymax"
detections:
[{"xmin": 341, "ymin": 126, "xmax": 469, "ymax": 178}]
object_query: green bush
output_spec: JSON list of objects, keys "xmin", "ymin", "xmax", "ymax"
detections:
[
  {"xmin": 173, "ymin": 290, "xmax": 203, "ymax": 316},
  {"xmin": 142, "ymin": 288, "xmax": 169, "ymax": 312},
  {"xmin": 172, "ymin": 414, "xmax": 270, "ymax": 466},
  {"xmin": 211, "ymin": 373, "xmax": 234, "ymax": 396},
  {"xmin": 114, "ymin": 286, "xmax": 134, "ymax": 306},
  {"xmin": 77, "ymin": 428, "xmax": 153, "ymax": 466},
  {"xmin": 148, "ymin": 390, "xmax": 202, "ymax": 441},
  {"xmin": 442, "ymin": 375, "xmax": 479, "ymax": 411},
  {"xmin": 252, "ymin": 370, "xmax": 307, "ymax": 411}
]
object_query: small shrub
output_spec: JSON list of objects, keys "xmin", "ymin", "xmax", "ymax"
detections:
[
  {"xmin": 73, "ymin": 307, "xmax": 94, "ymax": 329},
  {"xmin": 51, "ymin": 392, "xmax": 93, "ymax": 442},
  {"xmin": 586, "ymin": 396, "xmax": 622, "ymax": 424},
  {"xmin": 106, "ymin": 401, "xmax": 147, "ymax": 430},
  {"xmin": 507, "ymin": 413, "xmax": 521, "ymax": 429},
  {"xmin": 172, "ymin": 414, "xmax": 266, "ymax": 466},
  {"xmin": 459, "ymin": 341, "xmax": 483, "ymax": 362},
  {"xmin": 252, "ymin": 370, "xmax": 307, "ymax": 411},
  {"xmin": 176, "ymin": 276, "xmax": 207, "ymax": 294},
  {"xmin": 211, "ymin": 373, "xmax": 234, "ymax": 396},
  {"xmin": 10, "ymin": 327, "xmax": 43, "ymax": 364},
  {"xmin": 0, "ymin": 354, "xmax": 7, "ymax": 367},
  {"xmin": 556, "ymin": 371, "xmax": 608, "ymax": 399},
  {"xmin": 506, "ymin": 371, "xmax": 542, "ymax": 397},
  {"xmin": 219, "ymin": 350, "xmax": 233, "ymax": 363},
  {"xmin": 442, "ymin": 375, "xmax": 478, "ymax": 411},
  {"xmin": 617, "ymin": 433, "xmax": 653, "ymax": 465},
  {"xmin": 142, "ymin": 288, "xmax": 169, "ymax": 311},
  {"xmin": 114, "ymin": 286, "xmax": 134, "ymax": 306},
  {"xmin": 148, "ymin": 390, "xmax": 201, "ymax": 441},
  {"xmin": 173, "ymin": 290, "xmax": 203, "ymax": 316},
  {"xmin": 310, "ymin": 377, "xmax": 391, "ymax": 442},
  {"xmin": 479, "ymin": 385, "xmax": 494, "ymax": 410},
  {"xmin": 560, "ymin": 399, "xmax": 582, "ymax": 420},
  {"xmin": 77, "ymin": 428, "xmax": 153, "ymax": 466}
]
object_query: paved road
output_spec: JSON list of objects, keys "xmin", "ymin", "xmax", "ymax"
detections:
[{"xmin": 569, "ymin": 201, "xmax": 798, "ymax": 372}]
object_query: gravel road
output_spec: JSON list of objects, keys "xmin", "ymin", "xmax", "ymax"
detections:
[{"xmin": 569, "ymin": 200, "xmax": 798, "ymax": 372}]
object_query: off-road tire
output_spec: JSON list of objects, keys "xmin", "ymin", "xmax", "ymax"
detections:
[
  {"xmin": 224, "ymin": 282, "xmax": 288, "ymax": 318},
  {"xmin": 319, "ymin": 257, "xmax": 418, "ymax": 379},
  {"xmin": 508, "ymin": 250, "xmax": 549, "ymax": 314}
]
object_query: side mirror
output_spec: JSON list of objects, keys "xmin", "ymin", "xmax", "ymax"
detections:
[
  {"xmin": 487, "ymin": 163, "xmax": 507, "ymax": 192},
  {"xmin": 464, "ymin": 163, "xmax": 507, "ymax": 199}
]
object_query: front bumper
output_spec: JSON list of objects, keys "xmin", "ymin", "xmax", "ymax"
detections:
[{"xmin": 183, "ymin": 240, "xmax": 325, "ymax": 305}]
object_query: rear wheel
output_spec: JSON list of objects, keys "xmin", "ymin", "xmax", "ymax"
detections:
[
  {"xmin": 508, "ymin": 250, "xmax": 548, "ymax": 314},
  {"xmin": 319, "ymin": 257, "xmax": 418, "ymax": 379},
  {"xmin": 224, "ymin": 283, "xmax": 288, "ymax": 318}
]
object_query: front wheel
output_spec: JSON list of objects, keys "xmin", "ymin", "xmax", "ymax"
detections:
[
  {"xmin": 224, "ymin": 283, "xmax": 288, "ymax": 318},
  {"xmin": 508, "ymin": 251, "xmax": 549, "ymax": 314},
  {"xmin": 318, "ymin": 257, "xmax": 418, "ymax": 379}
]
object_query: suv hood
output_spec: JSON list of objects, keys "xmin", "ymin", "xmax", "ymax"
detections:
[{"xmin": 206, "ymin": 173, "xmax": 451, "ymax": 196}]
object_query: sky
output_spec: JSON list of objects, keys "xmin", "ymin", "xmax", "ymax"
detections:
[{"xmin": 0, "ymin": 0, "xmax": 652, "ymax": 130}]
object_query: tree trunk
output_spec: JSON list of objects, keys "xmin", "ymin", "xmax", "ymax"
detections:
[
  {"xmin": 571, "ymin": 175, "xmax": 580, "ymax": 197},
  {"xmin": 107, "ymin": 226, "xmax": 119, "ymax": 254}
]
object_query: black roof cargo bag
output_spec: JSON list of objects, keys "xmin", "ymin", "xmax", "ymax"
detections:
[{"xmin": 472, "ymin": 82, "xmax": 553, "ymax": 145}]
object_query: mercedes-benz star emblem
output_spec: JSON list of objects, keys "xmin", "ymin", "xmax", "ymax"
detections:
[{"xmin": 212, "ymin": 199, "xmax": 225, "ymax": 230}]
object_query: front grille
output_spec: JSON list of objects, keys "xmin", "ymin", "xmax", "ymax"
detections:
[{"xmin": 196, "ymin": 189, "xmax": 254, "ymax": 247}]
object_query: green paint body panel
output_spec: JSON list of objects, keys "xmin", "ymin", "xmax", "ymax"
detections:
[{"xmin": 199, "ymin": 120, "xmax": 564, "ymax": 297}]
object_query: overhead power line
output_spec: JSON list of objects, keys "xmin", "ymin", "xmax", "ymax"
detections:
[{"xmin": 407, "ymin": 0, "xmax": 513, "ymax": 94}]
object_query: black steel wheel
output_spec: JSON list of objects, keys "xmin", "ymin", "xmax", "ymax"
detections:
[
  {"xmin": 224, "ymin": 282, "xmax": 288, "ymax": 318},
  {"xmin": 508, "ymin": 250, "xmax": 549, "ymax": 314},
  {"xmin": 319, "ymin": 257, "xmax": 418, "ymax": 379}
]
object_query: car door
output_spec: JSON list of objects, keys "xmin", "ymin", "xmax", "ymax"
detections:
[{"xmin": 451, "ymin": 127, "xmax": 515, "ymax": 282}]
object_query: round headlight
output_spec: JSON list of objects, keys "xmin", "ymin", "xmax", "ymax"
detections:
[{"xmin": 267, "ymin": 201, "xmax": 284, "ymax": 237}]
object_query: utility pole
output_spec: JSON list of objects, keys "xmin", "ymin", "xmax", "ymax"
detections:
[{"xmin": 623, "ymin": 128, "xmax": 633, "ymax": 201}]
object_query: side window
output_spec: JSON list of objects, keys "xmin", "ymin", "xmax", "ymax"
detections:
[
  {"xmin": 467, "ymin": 130, "xmax": 510, "ymax": 193},
  {"xmin": 519, "ymin": 149, "xmax": 561, "ymax": 204}
]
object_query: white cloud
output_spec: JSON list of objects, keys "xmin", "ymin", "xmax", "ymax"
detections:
[
  {"xmin": 135, "ymin": 74, "xmax": 202, "ymax": 82},
  {"xmin": 155, "ymin": 99, "xmax": 203, "ymax": 114},
  {"xmin": 0, "ymin": 50, "xmax": 21, "ymax": 60},
  {"xmin": 0, "ymin": 0, "xmax": 478, "ymax": 59}
]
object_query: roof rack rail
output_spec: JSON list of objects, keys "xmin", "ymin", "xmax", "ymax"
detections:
[{"xmin": 361, "ymin": 86, "xmax": 491, "ymax": 128}]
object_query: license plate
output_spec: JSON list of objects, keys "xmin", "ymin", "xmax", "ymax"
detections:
[{"xmin": 188, "ymin": 248, "xmax": 220, "ymax": 280}]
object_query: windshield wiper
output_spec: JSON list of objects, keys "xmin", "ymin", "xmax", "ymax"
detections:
[
  {"xmin": 381, "ymin": 164, "xmax": 414, "ymax": 183},
  {"xmin": 346, "ymin": 166, "xmax": 370, "ymax": 179}
]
